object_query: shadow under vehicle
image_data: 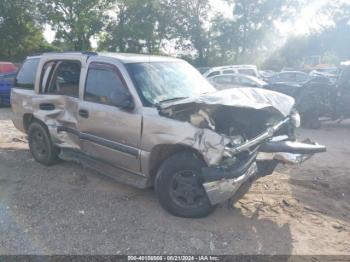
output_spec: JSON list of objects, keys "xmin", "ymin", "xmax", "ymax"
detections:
[{"xmin": 11, "ymin": 52, "xmax": 325, "ymax": 218}]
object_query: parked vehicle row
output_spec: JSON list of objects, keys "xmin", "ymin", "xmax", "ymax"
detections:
[
  {"xmin": 200, "ymin": 62, "xmax": 350, "ymax": 129},
  {"xmin": 202, "ymin": 65, "xmax": 260, "ymax": 78}
]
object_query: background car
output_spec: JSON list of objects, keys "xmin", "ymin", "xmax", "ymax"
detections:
[
  {"xmin": 203, "ymin": 65, "xmax": 260, "ymax": 78},
  {"xmin": 0, "ymin": 62, "xmax": 17, "ymax": 74},
  {"xmin": 207, "ymin": 73, "xmax": 269, "ymax": 90},
  {"xmin": 0, "ymin": 72, "xmax": 16, "ymax": 107},
  {"xmin": 265, "ymin": 71, "xmax": 309, "ymax": 86}
]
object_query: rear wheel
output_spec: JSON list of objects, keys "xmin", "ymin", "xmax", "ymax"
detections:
[
  {"xmin": 28, "ymin": 122, "xmax": 60, "ymax": 166},
  {"xmin": 155, "ymin": 152, "xmax": 214, "ymax": 218}
]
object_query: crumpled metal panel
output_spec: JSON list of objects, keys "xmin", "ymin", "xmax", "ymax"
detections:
[
  {"xmin": 141, "ymin": 110, "xmax": 231, "ymax": 166},
  {"xmin": 160, "ymin": 87, "xmax": 295, "ymax": 117}
]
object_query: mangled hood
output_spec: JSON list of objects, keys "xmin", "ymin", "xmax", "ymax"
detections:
[{"xmin": 160, "ymin": 88, "xmax": 295, "ymax": 117}]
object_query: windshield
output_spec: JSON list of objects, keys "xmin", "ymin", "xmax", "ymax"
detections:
[{"xmin": 126, "ymin": 62, "xmax": 216, "ymax": 106}]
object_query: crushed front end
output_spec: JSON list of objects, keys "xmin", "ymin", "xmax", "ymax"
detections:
[
  {"xmin": 201, "ymin": 114, "xmax": 326, "ymax": 205},
  {"xmin": 159, "ymin": 88, "xmax": 326, "ymax": 206}
]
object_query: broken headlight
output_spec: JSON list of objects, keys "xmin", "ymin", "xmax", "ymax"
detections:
[{"xmin": 290, "ymin": 110, "xmax": 301, "ymax": 128}]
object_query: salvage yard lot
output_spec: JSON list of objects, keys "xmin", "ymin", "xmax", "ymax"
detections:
[{"xmin": 0, "ymin": 108, "xmax": 349, "ymax": 255}]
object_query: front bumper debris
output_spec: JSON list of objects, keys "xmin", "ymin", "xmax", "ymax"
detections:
[
  {"xmin": 258, "ymin": 140, "xmax": 326, "ymax": 164},
  {"xmin": 224, "ymin": 117, "xmax": 291, "ymax": 157},
  {"xmin": 257, "ymin": 152, "xmax": 312, "ymax": 165},
  {"xmin": 203, "ymin": 163, "xmax": 257, "ymax": 205},
  {"xmin": 202, "ymin": 139, "xmax": 326, "ymax": 205}
]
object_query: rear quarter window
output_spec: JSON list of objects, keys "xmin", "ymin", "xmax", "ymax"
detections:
[{"xmin": 15, "ymin": 58, "xmax": 40, "ymax": 90}]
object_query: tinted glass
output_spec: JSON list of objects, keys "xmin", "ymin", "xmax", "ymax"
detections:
[
  {"xmin": 47, "ymin": 61, "xmax": 80, "ymax": 97},
  {"xmin": 238, "ymin": 69, "xmax": 256, "ymax": 76},
  {"xmin": 239, "ymin": 76, "xmax": 258, "ymax": 87},
  {"xmin": 207, "ymin": 71, "xmax": 220, "ymax": 78},
  {"xmin": 15, "ymin": 58, "xmax": 40, "ymax": 90},
  {"xmin": 295, "ymin": 73, "xmax": 308, "ymax": 82},
  {"xmin": 223, "ymin": 70, "xmax": 235, "ymax": 74},
  {"xmin": 41, "ymin": 61, "xmax": 57, "ymax": 93},
  {"xmin": 85, "ymin": 67, "xmax": 126, "ymax": 105},
  {"xmin": 214, "ymin": 75, "xmax": 233, "ymax": 84}
]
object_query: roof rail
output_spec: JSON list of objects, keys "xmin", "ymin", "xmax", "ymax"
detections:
[
  {"xmin": 82, "ymin": 51, "xmax": 98, "ymax": 56},
  {"xmin": 38, "ymin": 51, "xmax": 98, "ymax": 56}
]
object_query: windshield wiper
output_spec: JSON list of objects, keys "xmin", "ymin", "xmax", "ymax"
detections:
[{"xmin": 158, "ymin": 97, "xmax": 189, "ymax": 104}]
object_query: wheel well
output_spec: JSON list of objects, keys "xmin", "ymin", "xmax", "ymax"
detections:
[
  {"xmin": 149, "ymin": 144, "xmax": 205, "ymax": 178},
  {"xmin": 23, "ymin": 114, "xmax": 34, "ymax": 132},
  {"xmin": 23, "ymin": 114, "xmax": 46, "ymax": 132}
]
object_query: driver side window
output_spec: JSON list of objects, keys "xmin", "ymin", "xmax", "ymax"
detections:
[{"xmin": 84, "ymin": 63, "xmax": 127, "ymax": 106}]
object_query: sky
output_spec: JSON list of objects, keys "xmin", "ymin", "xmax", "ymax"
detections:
[{"xmin": 43, "ymin": 0, "xmax": 338, "ymax": 48}]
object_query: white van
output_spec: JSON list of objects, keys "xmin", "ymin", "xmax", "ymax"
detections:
[{"xmin": 203, "ymin": 65, "xmax": 260, "ymax": 78}]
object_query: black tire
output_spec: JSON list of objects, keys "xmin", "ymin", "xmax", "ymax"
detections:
[
  {"xmin": 301, "ymin": 111, "xmax": 321, "ymax": 129},
  {"xmin": 257, "ymin": 160, "xmax": 279, "ymax": 177},
  {"xmin": 28, "ymin": 121, "xmax": 60, "ymax": 166},
  {"xmin": 154, "ymin": 152, "xmax": 214, "ymax": 218}
]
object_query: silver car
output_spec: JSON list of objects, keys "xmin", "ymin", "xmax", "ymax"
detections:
[{"xmin": 11, "ymin": 52, "xmax": 326, "ymax": 218}]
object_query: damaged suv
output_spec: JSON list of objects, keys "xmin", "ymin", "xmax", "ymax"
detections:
[{"xmin": 11, "ymin": 52, "xmax": 326, "ymax": 218}]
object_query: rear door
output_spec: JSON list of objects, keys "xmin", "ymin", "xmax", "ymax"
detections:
[
  {"xmin": 77, "ymin": 61, "xmax": 142, "ymax": 173},
  {"xmin": 34, "ymin": 56, "xmax": 85, "ymax": 149}
]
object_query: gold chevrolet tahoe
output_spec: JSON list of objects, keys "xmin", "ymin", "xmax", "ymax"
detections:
[{"xmin": 11, "ymin": 52, "xmax": 326, "ymax": 218}]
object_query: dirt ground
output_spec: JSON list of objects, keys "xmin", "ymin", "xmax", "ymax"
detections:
[{"xmin": 0, "ymin": 107, "xmax": 349, "ymax": 255}]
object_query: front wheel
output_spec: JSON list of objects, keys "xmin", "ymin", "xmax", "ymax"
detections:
[
  {"xmin": 155, "ymin": 152, "xmax": 214, "ymax": 218},
  {"xmin": 28, "ymin": 121, "xmax": 60, "ymax": 166}
]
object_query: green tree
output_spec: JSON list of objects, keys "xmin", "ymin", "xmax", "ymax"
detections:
[
  {"xmin": 211, "ymin": 0, "xmax": 297, "ymax": 65},
  {"xmin": 0, "ymin": 0, "xmax": 54, "ymax": 61},
  {"xmin": 168, "ymin": 0, "xmax": 211, "ymax": 66},
  {"xmin": 99, "ymin": 0, "xmax": 168, "ymax": 54},
  {"xmin": 39, "ymin": 0, "xmax": 113, "ymax": 51},
  {"xmin": 263, "ymin": 1, "xmax": 350, "ymax": 70}
]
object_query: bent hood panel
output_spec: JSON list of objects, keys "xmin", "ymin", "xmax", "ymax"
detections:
[{"xmin": 160, "ymin": 88, "xmax": 295, "ymax": 117}]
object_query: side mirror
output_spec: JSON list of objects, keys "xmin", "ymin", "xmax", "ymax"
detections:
[{"xmin": 110, "ymin": 89, "xmax": 134, "ymax": 110}]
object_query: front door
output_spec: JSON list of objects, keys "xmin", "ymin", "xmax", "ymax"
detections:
[{"xmin": 77, "ymin": 62, "xmax": 142, "ymax": 174}]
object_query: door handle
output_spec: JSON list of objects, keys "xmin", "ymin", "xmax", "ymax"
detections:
[
  {"xmin": 79, "ymin": 109, "xmax": 89, "ymax": 118},
  {"xmin": 39, "ymin": 103, "xmax": 55, "ymax": 111}
]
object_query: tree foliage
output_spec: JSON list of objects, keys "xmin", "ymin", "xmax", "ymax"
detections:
[
  {"xmin": 0, "ymin": 0, "xmax": 55, "ymax": 61},
  {"xmin": 99, "ymin": 0, "xmax": 169, "ymax": 54},
  {"xmin": 263, "ymin": 1, "xmax": 350, "ymax": 70},
  {"xmin": 1, "ymin": 0, "xmax": 350, "ymax": 68},
  {"xmin": 38, "ymin": 0, "xmax": 113, "ymax": 51}
]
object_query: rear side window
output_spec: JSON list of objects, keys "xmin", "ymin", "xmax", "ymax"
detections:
[
  {"xmin": 15, "ymin": 58, "xmax": 40, "ymax": 90},
  {"xmin": 238, "ymin": 69, "xmax": 256, "ymax": 76},
  {"xmin": 207, "ymin": 71, "xmax": 220, "ymax": 78},
  {"xmin": 85, "ymin": 63, "xmax": 126, "ymax": 106},
  {"xmin": 214, "ymin": 75, "xmax": 233, "ymax": 84},
  {"xmin": 46, "ymin": 61, "xmax": 81, "ymax": 98}
]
